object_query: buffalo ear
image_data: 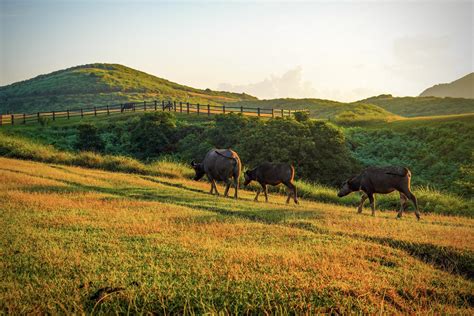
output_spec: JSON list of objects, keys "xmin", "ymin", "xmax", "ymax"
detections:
[{"xmin": 190, "ymin": 160, "xmax": 196, "ymax": 167}]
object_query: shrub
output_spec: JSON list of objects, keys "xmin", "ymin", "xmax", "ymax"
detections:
[{"xmin": 74, "ymin": 124, "xmax": 104, "ymax": 152}]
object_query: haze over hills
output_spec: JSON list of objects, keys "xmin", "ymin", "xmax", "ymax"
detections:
[
  {"xmin": 420, "ymin": 73, "xmax": 474, "ymax": 99},
  {"xmin": 1, "ymin": 63, "xmax": 473, "ymax": 121}
]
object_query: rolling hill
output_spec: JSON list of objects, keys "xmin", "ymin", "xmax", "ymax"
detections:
[
  {"xmin": 1, "ymin": 63, "xmax": 473, "ymax": 123},
  {"xmin": 420, "ymin": 73, "xmax": 474, "ymax": 99},
  {"xmin": 225, "ymin": 98, "xmax": 402, "ymax": 124},
  {"xmin": 0, "ymin": 63, "xmax": 256, "ymax": 113},
  {"xmin": 360, "ymin": 94, "xmax": 474, "ymax": 117}
]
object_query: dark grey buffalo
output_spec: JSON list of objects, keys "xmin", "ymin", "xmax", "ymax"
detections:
[
  {"xmin": 191, "ymin": 149, "xmax": 241, "ymax": 198},
  {"xmin": 244, "ymin": 162, "xmax": 298, "ymax": 204},
  {"xmin": 337, "ymin": 166, "xmax": 420, "ymax": 219}
]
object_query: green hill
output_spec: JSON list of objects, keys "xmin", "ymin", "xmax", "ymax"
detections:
[
  {"xmin": 0, "ymin": 63, "xmax": 256, "ymax": 113},
  {"xmin": 360, "ymin": 94, "xmax": 474, "ymax": 117},
  {"xmin": 420, "ymin": 73, "xmax": 474, "ymax": 99},
  {"xmin": 225, "ymin": 98, "xmax": 401, "ymax": 124}
]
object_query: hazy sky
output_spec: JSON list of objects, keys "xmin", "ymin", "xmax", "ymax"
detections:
[{"xmin": 1, "ymin": 0, "xmax": 472, "ymax": 101}]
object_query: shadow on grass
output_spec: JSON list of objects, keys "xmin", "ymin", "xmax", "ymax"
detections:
[
  {"xmin": 4, "ymin": 167, "xmax": 474, "ymax": 282},
  {"xmin": 286, "ymin": 220, "xmax": 474, "ymax": 281}
]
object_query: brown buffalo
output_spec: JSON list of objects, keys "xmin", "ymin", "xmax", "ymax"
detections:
[
  {"xmin": 191, "ymin": 149, "xmax": 241, "ymax": 198},
  {"xmin": 337, "ymin": 166, "xmax": 420, "ymax": 219},
  {"xmin": 244, "ymin": 162, "xmax": 298, "ymax": 204}
]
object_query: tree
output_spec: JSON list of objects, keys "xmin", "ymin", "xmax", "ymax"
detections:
[
  {"xmin": 129, "ymin": 112, "xmax": 177, "ymax": 160},
  {"xmin": 74, "ymin": 124, "xmax": 104, "ymax": 152}
]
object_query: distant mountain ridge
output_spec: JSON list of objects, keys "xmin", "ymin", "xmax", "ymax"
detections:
[{"xmin": 420, "ymin": 73, "xmax": 474, "ymax": 99}]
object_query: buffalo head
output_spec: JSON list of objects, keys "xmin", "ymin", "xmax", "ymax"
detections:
[
  {"xmin": 243, "ymin": 169, "xmax": 256, "ymax": 186},
  {"xmin": 337, "ymin": 176, "xmax": 361, "ymax": 197},
  {"xmin": 190, "ymin": 160, "xmax": 205, "ymax": 181}
]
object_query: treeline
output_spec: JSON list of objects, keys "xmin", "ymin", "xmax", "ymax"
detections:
[{"xmin": 75, "ymin": 112, "xmax": 359, "ymax": 186}]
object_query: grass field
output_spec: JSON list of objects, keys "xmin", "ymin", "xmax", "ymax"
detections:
[{"xmin": 1, "ymin": 157, "xmax": 473, "ymax": 314}]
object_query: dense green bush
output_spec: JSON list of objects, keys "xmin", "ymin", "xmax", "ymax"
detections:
[
  {"xmin": 346, "ymin": 122, "xmax": 474, "ymax": 198},
  {"xmin": 74, "ymin": 124, "xmax": 104, "ymax": 152},
  {"xmin": 128, "ymin": 112, "xmax": 177, "ymax": 160},
  {"xmin": 237, "ymin": 117, "xmax": 359, "ymax": 185}
]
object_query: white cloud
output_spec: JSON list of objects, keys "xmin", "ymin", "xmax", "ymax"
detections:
[{"xmin": 217, "ymin": 67, "xmax": 317, "ymax": 99}]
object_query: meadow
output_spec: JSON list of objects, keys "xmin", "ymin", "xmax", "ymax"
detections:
[{"xmin": 1, "ymin": 157, "xmax": 473, "ymax": 314}]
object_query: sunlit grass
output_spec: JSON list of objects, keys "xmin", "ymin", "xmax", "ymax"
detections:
[{"xmin": 1, "ymin": 157, "xmax": 473, "ymax": 313}]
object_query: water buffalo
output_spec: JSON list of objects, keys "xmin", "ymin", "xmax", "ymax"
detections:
[
  {"xmin": 121, "ymin": 103, "xmax": 134, "ymax": 112},
  {"xmin": 191, "ymin": 149, "xmax": 241, "ymax": 198},
  {"xmin": 244, "ymin": 162, "xmax": 298, "ymax": 204},
  {"xmin": 337, "ymin": 166, "xmax": 420, "ymax": 219}
]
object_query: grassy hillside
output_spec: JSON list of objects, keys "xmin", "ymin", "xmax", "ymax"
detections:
[
  {"xmin": 0, "ymin": 63, "xmax": 256, "ymax": 113},
  {"xmin": 420, "ymin": 73, "xmax": 474, "ymax": 99},
  {"xmin": 0, "ymin": 131, "xmax": 472, "ymax": 216},
  {"xmin": 225, "ymin": 98, "xmax": 401, "ymax": 124},
  {"xmin": 1, "ymin": 157, "xmax": 473, "ymax": 313},
  {"xmin": 360, "ymin": 94, "xmax": 474, "ymax": 117}
]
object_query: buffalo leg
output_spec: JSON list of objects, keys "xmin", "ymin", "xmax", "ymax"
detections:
[
  {"xmin": 368, "ymin": 193, "xmax": 375, "ymax": 216},
  {"xmin": 284, "ymin": 181, "xmax": 298, "ymax": 204},
  {"xmin": 254, "ymin": 188, "xmax": 261, "ymax": 201},
  {"xmin": 208, "ymin": 177, "xmax": 219, "ymax": 195},
  {"xmin": 398, "ymin": 192, "xmax": 408, "ymax": 218},
  {"xmin": 262, "ymin": 184, "xmax": 269, "ymax": 202},
  {"xmin": 233, "ymin": 177, "xmax": 239, "ymax": 199},
  {"xmin": 223, "ymin": 179, "xmax": 231, "ymax": 197},
  {"xmin": 402, "ymin": 189, "xmax": 420, "ymax": 220},
  {"xmin": 358, "ymin": 193, "xmax": 368, "ymax": 213}
]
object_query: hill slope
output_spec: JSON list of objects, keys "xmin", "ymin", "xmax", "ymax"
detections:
[
  {"xmin": 420, "ymin": 73, "xmax": 474, "ymax": 99},
  {"xmin": 1, "ymin": 157, "xmax": 473, "ymax": 313},
  {"xmin": 0, "ymin": 63, "xmax": 256, "ymax": 113},
  {"xmin": 361, "ymin": 94, "xmax": 474, "ymax": 117},
  {"xmin": 225, "ymin": 98, "xmax": 401, "ymax": 124}
]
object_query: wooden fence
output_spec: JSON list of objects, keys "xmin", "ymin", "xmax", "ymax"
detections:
[{"xmin": 0, "ymin": 100, "xmax": 308, "ymax": 126}]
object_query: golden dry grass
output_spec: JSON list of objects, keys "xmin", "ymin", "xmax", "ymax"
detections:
[{"xmin": 1, "ymin": 157, "xmax": 473, "ymax": 314}]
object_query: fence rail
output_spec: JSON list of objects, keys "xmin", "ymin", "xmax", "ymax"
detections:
[{"xmin": 0, "ymin": 100, "xmax": 308, "ymax": 126}]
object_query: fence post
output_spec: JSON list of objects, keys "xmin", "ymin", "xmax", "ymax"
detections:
[
  {"xmin": 162, "ymin": 100, "xmax": 165, "ymax": 111},
  {"xmin": 187, "ymin": 102, "xmax": 190, "ymax": 114},
  {"xmin": 144, "ymin": 101, "xmax": 147, "ymax": 111},
  {"xmin": 23, "ymin": 113, "xmax": 26, "ymax": 124},
  {"xmin": 81, "ymin": 108, "xmax": 84, "ymax": 118},
  {"xmin": 154, "ymin": 100, "xmax": 157, "ymax": 111},
  {"xmin": 180, "ymin": 102, "xmax": 183, "ymax": 113},
  {"xmin": 207, "ymin": 104, "xmax": 210, "ymax": 116},
  {"xmin": 241, "ymin": 106, "xmax": 243, "ymax": 114},
  {"xmin": 288, "ymin": 109, "xmax": 291, "ymax": 116},
  {"xmin": 281, "ymin": 109, "xmax": 284, "ymax": 117},
  {"xmin": 223, "ymin": 105, "xmax": 226, "ymax": 114},
  {"xmin": 133, "ymin": 103, "xmax": 136, "ymax": 112},
  {"xmin": 53, "ymin": 111, "xmax": 56, "ymax": 121},
  {"xmin": 94, "ymin": 107, "xmax": 97, "ymax": 116},
  {"xmin": 106, "ymin": 106, "xmax": 109, "ymax": 116},
  {"xmin": 174, "ymin": 101, "xmax": 177, "ymax": 112},
  {"xmin": 11, "ymin": 114, "xmax": 14, "ymax": 125},
  {"xmin": 272, "ymin": 108, "xmax": 274, "ymax": 118},
  {"xmin": 0, "ymin": 114, "xmax": 2, "ymax": 126},
  {"xmin": 257, "ymin": 107, "xmax": 260, "ymax": 117},
  {"xmin": 37, "ymin": 112, "xmax": 40, "ymax": 122},
  {"xmin": 197, "ymin": 104, "xmax": 200, "ymax": 115},
  {"xmin": 168, "ymin": 101, "xmax": 172, "ymax": 111}
]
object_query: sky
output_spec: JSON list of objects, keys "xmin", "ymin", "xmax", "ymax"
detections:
[{"xmin": 0, "ymin": 0, "xmax": 472, "ymax": 102}]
